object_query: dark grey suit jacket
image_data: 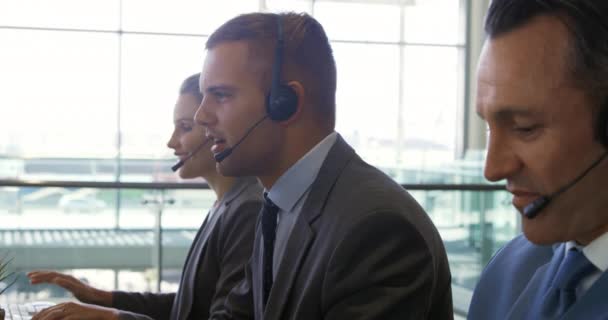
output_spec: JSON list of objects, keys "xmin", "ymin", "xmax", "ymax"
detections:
[
  {"xmin": 112, "ymin": 177, "xmax": 263, "ymax": 320},
  {"xmin": 218, "ymin": 135, "xmax": 453, "ymax": 320}
]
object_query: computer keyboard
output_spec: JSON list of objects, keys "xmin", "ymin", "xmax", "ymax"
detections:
[{"xmin": 2, "ymin": 302, "xmax": 54, "ymax": 320}]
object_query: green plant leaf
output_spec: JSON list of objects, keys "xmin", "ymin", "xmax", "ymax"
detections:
[
  {"xmin": 0, "ymin": 273, "xmax": 18, "ymax": 296},
  {"xmin": 0, "ymin": 252, "xmax": 17, "ymax": 296},
  {"xmin": 0, "ymin": 257, "xmax": 15, "ymax": 277},
  {"xmin": 0, "ymin": 271, "xmax": 15, "ymax": 283}
]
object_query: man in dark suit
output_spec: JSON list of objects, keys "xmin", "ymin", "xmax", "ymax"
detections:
[
  {"xmin": 195, "ymin": 12, "xmax": 453, "ymax": 320},
  {"xmin": 469, "ymin": 1, "xmax": 608, "ymax": 319}
]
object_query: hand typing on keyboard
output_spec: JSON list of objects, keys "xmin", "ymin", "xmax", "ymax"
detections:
[
  {"xmin": 30, "ymin": 302, "xmax": 119, "ymax": 320},
  {"xmin": 27, "ymin": 271, "xmax": 112, "ymax": 307},
  {"xmin": 4, "ymin": 301, "xmax": 54, "ymax": 320}
]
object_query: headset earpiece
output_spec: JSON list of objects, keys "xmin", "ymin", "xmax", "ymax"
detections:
[
  {"xmin": 596, "ymin": 98, "xmax": 608, "ymax": 147},
  {"xmin": 267, "ymin": 84, "xmax": 298, "ymax": 121},
  {"xmin": 266, "ymin": 15, "xmax": 298, "ymax": 122}
]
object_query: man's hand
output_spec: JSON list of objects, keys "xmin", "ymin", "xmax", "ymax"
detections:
[
  {"xmin": 31, "ymin": 302, "xmax": 119, "ymax": 320},
  {"xmin": 28, "ymin": 271, "xmax": 112, "ymax": 306}
]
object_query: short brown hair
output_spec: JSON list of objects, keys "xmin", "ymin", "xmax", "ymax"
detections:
[{"xmin": 206, "ymin": 12, "xmax": 337, "ymax": 127}]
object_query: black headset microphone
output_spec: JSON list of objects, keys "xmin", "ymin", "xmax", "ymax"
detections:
[
  {"xmin": 523, "ymin": 93, "xmax": 608, "ymax": 219},
  {"xmin": 212, "ymin": 15, "xmax": 298, "ymax": 164},
  {"xmin": 171, "ymin": 138, "xmax": 212, "ymax": 172},
  {"xmin": 523, "ymin": 151, "xmax": 608, "ymax": 219},
  {"xmin": 214, "ymin": 115, "xmax": 269, "ymax": 162}
]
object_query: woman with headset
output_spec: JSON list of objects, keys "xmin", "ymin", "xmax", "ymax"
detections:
[{"xmin": 28, "ymin": 73, "xmax": 262, "ymax": 320}]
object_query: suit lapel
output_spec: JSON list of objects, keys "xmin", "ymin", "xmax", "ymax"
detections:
[
  {"xmin": 173, "ymin": 214, "xmax": 210, "ymax": 320},
  {"xmin": 195, "ymin": 206, "xmax": 222, "ymax": 258},
  {"xmin": 263, "ymin": 222, "xmax": 315, "ymax": 319},
  {"xmin": 506, "ymin": 244, "xmax": 565, "ymax": 320},
  {"xmin": 174, "ymin": 210, "xmax": 221, "ymax": 320},
  {"xmin": 251, "ymin": 224, "xmax": 265, "ymax": 320},
  {"xmin": 196, "ymin": 177, "xmax": 257, "ymax": 266},
  {"xmin": 263, "ymin": 135, "xmax": 356, "ymax": 320},
  {"xmin": 505, "ymin": 262, "xmax": 555, "ymax": 319},
  {"xmin": 175, "ymin": 177, "xmax": 258, "ymax": 320}
]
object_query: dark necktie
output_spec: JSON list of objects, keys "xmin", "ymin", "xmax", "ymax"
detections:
[
  {"xmin": 261, "ymin": 192, "xmax": 279, "ymax": 308},
  {"xmin": 539, "ymin": 248, "xmax": 597, "ymax": 318}
]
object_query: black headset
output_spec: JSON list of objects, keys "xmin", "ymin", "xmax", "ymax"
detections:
[
  {"xmin": 266, "ymin": 15, "xmax": 299, "ymax": 122},
  {"xmin": 596, "ymin": 99, "xmax": 608, "ymax": 147},
  {"xmin": 580, "ymin": 1, "xmax": 608, "ymax": 147}
]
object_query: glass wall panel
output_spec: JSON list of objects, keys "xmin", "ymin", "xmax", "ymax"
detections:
[
  {"xmin": 1, "ymin": 187, "xmax": 115, "ymax": 229},
  {"xmin": 399, "ymin": 45, "xmax": 464, "ymax": 177},
  {"xmin": 403, "ymin": 0, "xmax": 466, "ymax": 45},
  {"xmin": 0, "ymin": 0, "xmax": 120, "ymax": 30},
  {"xmin": 0, "ymin": 0, "xmax": 469, "ymax": 184},
  {"xmin": 313, "ymin": 1, "xmax": 401, "ymax": 42},
  {"xmin": 0, "ymin": 29, "xmax": 119, "ymax": 180},
  {"xmin": 332, "ymin": 42, "xmax": 401, "ymax": 167},
  {"xmin": 264, "ymin": 0, "xmax": 313, "ymax": 13},
  {"xmin": 408, "ymin": 188, "xmax": 518, "ymax": 315},
  {"xmin": 121, "ymin": 0, "xmax": 258, "ymax": 35}
]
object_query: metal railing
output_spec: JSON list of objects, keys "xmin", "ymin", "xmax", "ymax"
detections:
[{"xmin": 0, "ymin": 179, "xmax": 505, "ymax": 191}]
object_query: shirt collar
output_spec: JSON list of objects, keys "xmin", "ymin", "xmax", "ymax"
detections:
[
  {"xmin": 267, "ymin": 132, "xmax": 338, "ymax": 212},
  {"xmin": 565, "ymin": 231, "xmax": 608, "ymax": 272}
]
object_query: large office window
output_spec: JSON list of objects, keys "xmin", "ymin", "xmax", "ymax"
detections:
[{"xmin": 0, "ymin": 0, "xmax": 471, "ymax": 183}]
